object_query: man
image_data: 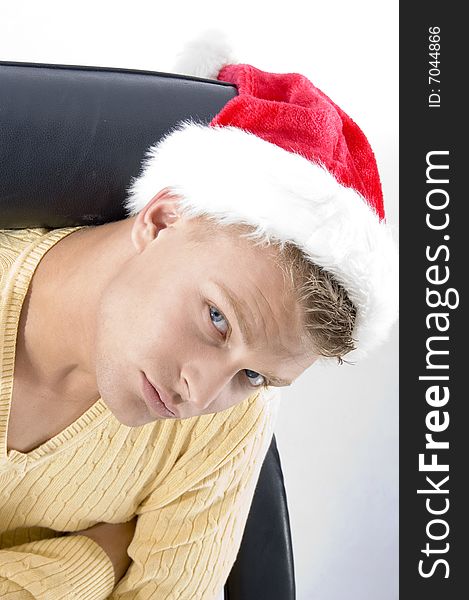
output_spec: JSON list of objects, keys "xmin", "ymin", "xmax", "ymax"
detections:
[{"xmin": 0, "ymin": 36, "xmax": 398, "ymax": 598}]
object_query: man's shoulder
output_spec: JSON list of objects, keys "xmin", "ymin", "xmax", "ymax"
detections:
[
  {"xmin": 181, "ymin": 386, "xmax": 282, "ymax": 460},
  {"xmin": 0, "ymin": 226, "xmax": 86, "ymax": 259},
  {"xmin": 138, "ymin": 387, "xmax": 282, "ymax": 510},
  {"xmin": 0, "ymin": 226, "xmax": 84, "ymax": 299},
  {"xmin": 0, "ymin": 228, "xmax": 47, "ymax": 286},
  {"xmin": 0, "ymin": 227, "xmax": 51, "ymax": 251}
]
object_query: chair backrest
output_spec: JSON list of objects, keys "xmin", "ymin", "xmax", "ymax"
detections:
[
  {"xmin": 0, "ymin": 61, "xmax": 236, "ymax": 228},
  {"xmin": 0, "ymin": 61, "xmax": 296, "ymax": 599},
  {"xmin": 224, "ymin": 435, "xmax": 296, "ymax": 600}
]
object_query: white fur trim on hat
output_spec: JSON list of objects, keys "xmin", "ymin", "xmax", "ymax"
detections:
[
  {"xmin": 172, "ymin": 28, "xmax": 236, "ymax": 80},
  {"xmin": 124, "ymin": 120, "xmax": 399, "ymax": 358}
]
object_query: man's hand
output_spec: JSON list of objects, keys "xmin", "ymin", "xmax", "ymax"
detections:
[{"xmin": 69, "ymin": 517, "xmax": 138, "ymax": 586}]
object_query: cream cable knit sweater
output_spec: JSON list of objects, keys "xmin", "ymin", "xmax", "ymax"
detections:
[{"xmin": 0, "ymin": 227, "xmax": 279, "ymax": 599}]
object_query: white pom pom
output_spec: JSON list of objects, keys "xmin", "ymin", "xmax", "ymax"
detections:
[{"xmin": 172, "ymin": 28, "xmax": 236, "ymax": 79}]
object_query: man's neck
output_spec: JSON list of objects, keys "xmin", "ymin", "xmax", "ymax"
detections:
[{"xmin": 14, "ymin": 217, "xmax": 137, "ymax": 396}]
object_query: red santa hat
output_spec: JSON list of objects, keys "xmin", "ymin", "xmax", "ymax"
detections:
[{"xmin": 124, "ymin": 31, "xmax": 398, "ymax": 358}]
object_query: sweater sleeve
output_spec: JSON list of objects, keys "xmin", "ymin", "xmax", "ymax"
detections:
[
  {"xmin": 0, "ymin": 534, "xmax": 115, "ymax": 599},
  {"xmin": 109, "ymin": 389, "xmax": 280, "ymax": 600}
]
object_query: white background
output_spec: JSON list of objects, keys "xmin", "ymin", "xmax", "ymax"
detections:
[{"xmin": 2, "ymin": 2, "xmax": 399, "ymax": 598}]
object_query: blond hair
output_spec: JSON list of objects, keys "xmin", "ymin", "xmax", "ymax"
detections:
[{"xmin": 274, "ymin": 241, "xmax": 357, "ymax": 362}]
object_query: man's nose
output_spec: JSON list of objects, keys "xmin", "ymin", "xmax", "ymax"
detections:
[{"xmin": 183, "ymin": 363, "xmax": 235, "ymax": 411}]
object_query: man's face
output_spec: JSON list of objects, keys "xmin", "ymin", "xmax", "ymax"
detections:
[{"xmin": 94, "ymin": 190, "xmax": 317, "ymax": 426}]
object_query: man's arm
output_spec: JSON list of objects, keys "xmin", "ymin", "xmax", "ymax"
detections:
[
  {"xmin": 0, "ymin": 533, "xmax": 115, "ymax": 599},
  {"xmin": 69, "ymin": 517, "xmax": 137, "ymax": 586},
  {"xmin": 108, "ymin": 387, "xmax": 281, "ymax": 599},
  {"xmin": 0, "ymin": 388, "xmax": 278, "ymax": 599}
]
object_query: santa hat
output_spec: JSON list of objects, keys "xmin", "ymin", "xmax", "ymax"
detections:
[{"xmin": 124, "ymin": 30, "xmax": 398, "ymax": 358}]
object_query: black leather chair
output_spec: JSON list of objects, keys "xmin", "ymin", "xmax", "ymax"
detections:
[{"xmin": 0, "ymin": 61, "xmax": 296, "ymax": 599}]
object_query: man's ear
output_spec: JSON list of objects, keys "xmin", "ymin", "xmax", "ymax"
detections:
[{"xmin": 131, "ymin": 187, "xmax": 182, "ymax": 253}]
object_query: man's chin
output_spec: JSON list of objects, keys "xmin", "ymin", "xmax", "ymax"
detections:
[{"xmin": 100, "ymin": 391, "xmax": 154, "ymax": 427}]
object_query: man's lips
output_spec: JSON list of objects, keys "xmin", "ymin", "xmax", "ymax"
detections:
[
  {"xmin": 142, "ymin": 372, "xmax": 178, "ymax": 417},
  {"xmin": 151, "ymin": 382, "xmax": 177, "ymax": 416}
]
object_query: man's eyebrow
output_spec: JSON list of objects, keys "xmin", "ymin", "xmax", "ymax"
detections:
[
  {"xmin": 213, "ymin": 281, "xmax": 292, "ymax": 387},
  {"xmin": 213, "ymin": 281, "xmax": 254, "ymax": 347},
  {"xmin": 263, "ymin": 373, "xmax": 292, "ymax": 387}
]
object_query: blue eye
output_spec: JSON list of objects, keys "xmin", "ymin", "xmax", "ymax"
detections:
[
  {"xmin": 209, "ymin": 305, "xmax": 229, "ymax": 337},
  {"xmin": 209, "ymin": 305, "xmax": 268, "ymax": 389},
  {"xmin": 244, "ymin": 369, "xmax": 267, "ymax": 388}
]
